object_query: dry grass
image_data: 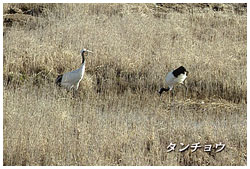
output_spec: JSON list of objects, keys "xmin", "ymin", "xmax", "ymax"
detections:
[{"xmin": 3, "ymin": 3, "xmax": 247, "ymax": 166}]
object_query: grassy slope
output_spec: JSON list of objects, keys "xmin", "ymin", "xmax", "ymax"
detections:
[{"xmin": 3, "ymin": 3, "xmax": 247, "ymax": 165}]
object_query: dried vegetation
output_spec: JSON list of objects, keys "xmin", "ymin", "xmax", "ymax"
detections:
[{"xmin": 3, "ymin": 3, "xmax": 247, "ymax": 166}]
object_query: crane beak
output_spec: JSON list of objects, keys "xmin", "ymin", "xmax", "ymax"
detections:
[
  {"xmin": 86, "ymin": 50, "xmax": 93, "ymax": 53},
  {"xmin": 81, "ymin": 49, "xmax": 93, "ymax": 54}
]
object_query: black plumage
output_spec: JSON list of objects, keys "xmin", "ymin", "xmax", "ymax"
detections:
[
  {"xmin": 172, "ymin": 66, "xmax": 188, "ymax": 77},
  {"xmin": 55, "ymin": 74, "xmax": 63, "ymax": 86}
]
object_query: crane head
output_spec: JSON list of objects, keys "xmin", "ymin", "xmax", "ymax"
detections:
[{"xmin": 81, "ymin": 49, "xmax": 93, "ymax": 54}]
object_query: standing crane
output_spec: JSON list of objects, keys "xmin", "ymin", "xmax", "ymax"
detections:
[{"xmin": 55, "ymin": 49, "xmax": 93, "ymax": 91}]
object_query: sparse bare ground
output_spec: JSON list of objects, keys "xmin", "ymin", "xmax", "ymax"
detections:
[{"xmin": 3, "ymin": 3, "xmax": 247, "ymax": 166}]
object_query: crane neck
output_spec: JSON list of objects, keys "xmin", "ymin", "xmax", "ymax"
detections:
[{"xmin": 81, "ymin": 52, "xmax": 85, "ymax": 64}]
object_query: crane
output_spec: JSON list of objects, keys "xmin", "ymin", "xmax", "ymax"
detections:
[
  {"xmin": 55, "ymin": 49, "xmax": 93, "ymax": 92},
  {"xmin": 159, "ymin": 66, "xmax": 188, "ymax": 96}
]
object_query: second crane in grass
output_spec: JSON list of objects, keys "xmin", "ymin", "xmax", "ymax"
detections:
[{"xmin": 158, "ymin": 66, "xmax": 188, "ymax": 96}]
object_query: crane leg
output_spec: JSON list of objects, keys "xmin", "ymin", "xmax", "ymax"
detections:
[
  {"xmin": 73, "ymin": 88, "xmax": 80, "ymax": 98},
  {"xmin": 171, "ymin": 88, "xmax": 174, "ymax": 101},
  {"xmin": 181, "ymin": 82, "xmax": 188, "ymax": 99}
]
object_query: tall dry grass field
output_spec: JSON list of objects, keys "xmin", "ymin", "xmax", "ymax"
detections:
[{"xmin": 3, "ymin": 3, "xmax": 247, "ymax": 165}]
